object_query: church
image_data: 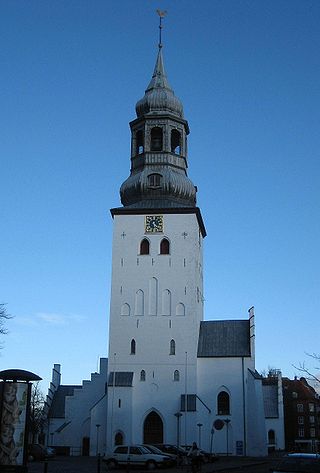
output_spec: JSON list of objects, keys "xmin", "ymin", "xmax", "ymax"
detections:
[
  {"xmin": 105, "ymin": 34, "xmax": 268, "ymax": 456},
  {"xmin": 45, "ymin": 28, "xmax": 285, "ymax": 457}
]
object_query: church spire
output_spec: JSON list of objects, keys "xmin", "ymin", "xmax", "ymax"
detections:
[{"xmin": 119, "ymin": 15, "xmax": 197, "ymax": 209}]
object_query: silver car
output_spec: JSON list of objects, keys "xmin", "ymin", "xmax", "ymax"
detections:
[{"xmin": 103, "ymin": 444, "xmax": 173, "ymax": 470}]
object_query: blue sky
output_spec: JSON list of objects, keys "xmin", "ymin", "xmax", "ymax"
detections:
[{"xmin": 1, "ymin": 0, "xmax": 319, "ymax": 392}]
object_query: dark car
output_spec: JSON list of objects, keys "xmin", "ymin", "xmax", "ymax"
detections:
[
  {"xmin": 271, "ymin": 453, "xmax": 320, "ymax": 473},
  {"xmin": 153, "ymin": 444, "xmax": 188, "ymax": 465},
  {"xmin": 153, "ymin": 444, "xmax": 187, "ymax": 457},
  {"xmin": 28, "ymin": 444, "xmax": 55, "ymax": 461},
  {"xmin": 143, "ymin": 445, "xmax": 176, "ymax": 466}
]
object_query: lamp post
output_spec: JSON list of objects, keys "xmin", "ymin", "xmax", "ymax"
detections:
[
  {"xmin": 224, "ymin": 419, "xmax": 231, "ymax": 456},
  {"xmin": 96, "ymin": 424, "xmax": 101, "ymax": 456},
  {"xmin": 174, "ymin": 412, "xmax": 182, "ymax": 447},
  {"xmin": 210, "ymin": 428, "xmax": 214, "ymax": 454},
  {"xmin": 197, "ymin": 423, "xmax": 203, "ymax": 448}
]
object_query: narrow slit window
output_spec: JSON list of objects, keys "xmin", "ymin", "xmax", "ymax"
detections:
[
  {"xmin": 140, "ymin": 370, "xmax": 146, "ymax": 381},
  {"xmin": 130, "ymin": 339, "xmax": 136, "ymax": 355},
  {"xmin": 170, "ymin": 339, "xmax": 176, "ymax": 355},
  {"xmin": 136, "ymin": 130, "xmax": 144, "ymax": 154},
  {"xmin": 174, "ymin": 370, "xmax": 180, "ymax": 381}
]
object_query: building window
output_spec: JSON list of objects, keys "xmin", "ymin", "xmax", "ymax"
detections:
[
  {"xmin": 310, "ymin": 428, "xmax": 316, "ymax": 437},
  {"xmin": 136, "ymin": 130, "xmax": 144, "ymax": 155},
  {"xmin": 309, "ymin": 403, "xmax": 315, "ymax": 412},
  {"xmin": 151, "ymin": 127, "xmax": 163, "ymax": 151},
  {"xmin": 140, "ymin": 239, "xmax": 150, "ymax": 255},
  {"xmin": 160, "ymin": 238, "xmax": 170, "ymax": 255},
  {"xmin": 309, "ymin": 416, "xmax": 315, "ymax": 424},
  {"xmin": 298, "ymin": 416, "xmax": 304, "ymax": 425},
  {"xmin": 298, "ymin": 428, "xmax": 304, "ymax": 438},
  {"xmin": 268, "ymin": 430, "xmax": 275, "ymax": 444},
  {"xmin": 297, "ymin": 404, "xmax": 304, "ymax": 413},
  {"xmin": 171, "ymin": 129, "xmax": 181, "ymax": 154},
  {"xmin": 147, "ymin": 173, "xmax": 162, "ymax": 188},
  {"xmin": 170, "ymin": 339, "xmax": 176, "ymax": 355},
  {"xmin": 140, "ymin": 370, "xmax": 146, "ymax": 381},
  {"xmin": 217, "ymin": 391, "xmax": 230, "ymax": 415},
  {"xmin": 130, "ymin": 339, "xmax": 136, "ymax": 355},
  {"xmin": 174, "ymin": 370, "xmax": 180, "ymax": 381},
  {"xmin": 292, "ymin": 391, "xmax": 298, "ymax": 398},
  {"xmin": 181, "ymin": 394, "xmax": 196, "ymax": 412},
  {"xmin": 115, "ymin": 432, "xmax": 124, "ymax": 446}
]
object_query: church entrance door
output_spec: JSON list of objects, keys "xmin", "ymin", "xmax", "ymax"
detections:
[{"xmin": 143, "ymin": 411, "xmax": 163, "ymax": 444}]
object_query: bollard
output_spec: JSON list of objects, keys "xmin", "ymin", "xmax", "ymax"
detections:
[{"xmin": 43, "ymin": 460, "xmax": 48, "ymax": 473}]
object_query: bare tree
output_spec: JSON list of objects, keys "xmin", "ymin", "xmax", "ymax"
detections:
[
  {"xmin": 0, "ymin": 303, "xmax": 13, "ymax": 347},
  {"xmin": 29, "ymin": 381, "xmax": 46, "ymax": 444},
  {"xmin": 293, "ymin": 352, "xmax": 320, "ymax": 384}
]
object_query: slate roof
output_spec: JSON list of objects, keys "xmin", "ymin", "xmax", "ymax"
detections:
[
  {"xmin": 108, "ymin": 372, "xmax": 134, "ymax": 387},
  {"xmin": 263, "ymin": 384, "xmax": 279, "ymax": 418},
  {"xmin": 197, "ymin": 320, "xmax": 251, "ymax": 357},
  {"xmin": 48, "ymin": 385, "xmax": 82, "ymax": 418}
]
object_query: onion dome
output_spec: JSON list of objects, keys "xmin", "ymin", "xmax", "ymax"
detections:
[
  {"xmin": 135, "ymin": 48, "xmax": 184, "ymax": 118},
  {"xmin": 120, "ymin": 167, "xmax": 196, "ymax": 209}
]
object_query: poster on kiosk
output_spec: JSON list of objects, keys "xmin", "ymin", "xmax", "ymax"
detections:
[{"xmin": 0, "ymin": 382, "xmax": 28, "ymax": 466}]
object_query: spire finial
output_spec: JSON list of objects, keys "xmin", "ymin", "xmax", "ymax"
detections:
[{"xmin": 156, "ymin": 9, "xmax": 167, "ymax": 49}]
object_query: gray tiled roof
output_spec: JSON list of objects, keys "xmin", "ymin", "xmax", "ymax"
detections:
[
  {"xmin": 48, "ymin": 385, "xmax": 81, "ymax": 418},
  {"xmin": 197, "ymin": 320, "xmax": 251, "ymax": 357},
  {"xmin": 263, "ymin": 384, "xmax": 279, "ymax": 418},
  {"xmin": 108, "ymin": 372, "xmax": 133, "ymax": 387}
]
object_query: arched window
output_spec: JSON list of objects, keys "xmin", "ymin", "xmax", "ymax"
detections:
[
  {"xmin": 217, "ymin": 391, "xmax": 230, "ymax": 415},
  {"xmin": 140, "ymin": 370, "xmax": 146, "ymax": 381},
  {"xmin": 171, "ymin": 129, "xmax": 181, "ymax": 154},
  {"xmin": 115, "ymin": 432, "xmax": 124, "ymax": 446},
  {"xmin": 140, "ymin": 239, "xmax": 150, "ymax": 255},
  {"xmin": 151, "ymin": 127, "xmax": 163, "ymax": 151},
  {"xmin": 130, "ymin": 339, "xmax": 136, "ymax": 355},
  {"xmin": 147, "ymin": 173, "xmax": 162, "ymax": 188},
  {"xmin": 170, "ymin": 339, "xmax": 176, "ymax": 355},
  {"xmin": 136, "ymin": 130, "xmax": 144, "ymax": 154},
  {"xmin": 174, "ymin": 370, "xmax": 180, "ymax": 381},
  {"xmin": 160, "ymin": 238, "xmax": 170, "ymax": 255}
]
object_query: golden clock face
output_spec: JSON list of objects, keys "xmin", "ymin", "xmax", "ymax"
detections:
[{"xmin": 145, "ymin": 215, "xmax": 163, "ymax": 233}]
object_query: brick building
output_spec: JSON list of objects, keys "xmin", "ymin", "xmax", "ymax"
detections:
[{"xmin": 282, "ymin": 376, "xmax": 320, "ymax": 452}]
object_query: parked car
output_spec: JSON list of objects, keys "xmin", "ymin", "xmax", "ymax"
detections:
[
  {"xmin": 28, "ymin": 444, "xmax": 55, "ymax": 461},
  {"xmin": 103, "ymin": 445, "xmax": 174, "ymax": 469},
  {"xmin": 271, "ymin": 453, "xmax": 320, "ymax": 473},
  {"xmin": 143, "ymin": 444, "xmax": 176, "ymax": 466},
  {"xmin": 152, "ymin": 444, "xmax": 188, "ymax": 466}
]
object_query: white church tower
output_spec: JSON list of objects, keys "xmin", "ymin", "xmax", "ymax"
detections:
[
  {"xmin": 107, "ymin": 21, "xmax": 206, "ymax": 449},
  {"xmin": 106, "ymin": 19, "xmax": 269, "ymax": 456}
]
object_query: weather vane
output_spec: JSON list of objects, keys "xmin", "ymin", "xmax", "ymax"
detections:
[{"xmin": 156, "ymin": 9, "xmax": 167, "ymax": 49}]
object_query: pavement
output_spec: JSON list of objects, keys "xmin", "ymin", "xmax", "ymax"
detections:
[{"xmin": 26, "ymin": 454, "xmax": 280, "ymax": 473}]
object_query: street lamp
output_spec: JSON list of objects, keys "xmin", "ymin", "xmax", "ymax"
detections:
[
  {"xmin": 224, "ymin": 419, "xmax": 231, "ymax": 456},
  {"xmin": 174, "ymin": 412, "xmax": 182, "ymax": 447},
  {"xmin": 210, "ymin": 428, "xmax": 214, "ymax": 454},
  {"xmin": 197, "ymin": 423, "xmax": 203, "ymax": 448},
  {"xmin": 96, "ymin": 424, "xmax": 101, "ymax": 456}
]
